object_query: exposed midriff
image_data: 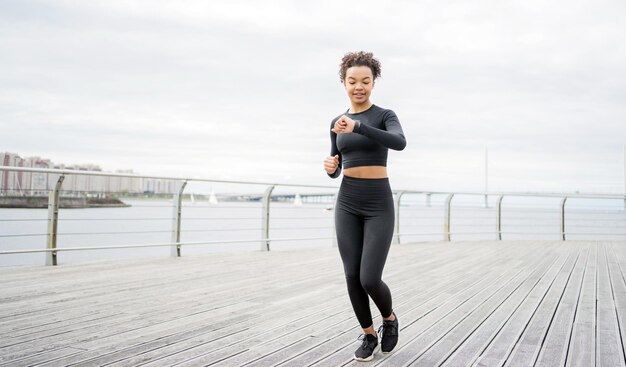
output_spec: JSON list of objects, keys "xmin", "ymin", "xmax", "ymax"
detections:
[{"xmin": 343, "ymin": 166, "xmax": 387, "ymax": 179}]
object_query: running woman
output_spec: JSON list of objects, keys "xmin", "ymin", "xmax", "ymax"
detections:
[{"xmin": 324, "ymin": 51, "xmax": 406, "ymax": 361}]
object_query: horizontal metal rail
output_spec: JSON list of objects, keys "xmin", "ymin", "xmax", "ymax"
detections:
[
  {"xmin": 0, "ymin": 236, "xmax": 338, "ymax": 255},
  {"xmin": 2, "ymin": 166, "xmax": 626, "ymax": 265},
  {"xmin": 0, "ymin": 166, "xmax": 339, "ymax": 189},
  {"xmin": 2, "ymin": 165, "xmax": 625, "ymax": 199}
]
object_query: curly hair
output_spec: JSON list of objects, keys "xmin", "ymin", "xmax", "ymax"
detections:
[{"xmin": 339, "ymin": 51, "xmax": 381, "ymax": 83}]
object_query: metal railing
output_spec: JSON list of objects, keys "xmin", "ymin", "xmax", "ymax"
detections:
[{"xmin": 1, "ymin": 166, "xmax": 625, "ymax": 266}]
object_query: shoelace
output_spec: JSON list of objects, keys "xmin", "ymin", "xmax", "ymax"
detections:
[
  {"xmin": 377, "ymin": 321, "xmax": 398, "ymax": 337},
  {"xmin": 357, "ymin": 334, "xmax": 376, "ymax": 350}
]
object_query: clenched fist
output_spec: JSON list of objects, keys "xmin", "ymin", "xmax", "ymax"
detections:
[
  {"xmin": 324, "ymin": 154, "xmax": 340, "ymax": 174},
  {"xmin": 331, "ymin": 115, "xmax": 356, "ymax": 134}
]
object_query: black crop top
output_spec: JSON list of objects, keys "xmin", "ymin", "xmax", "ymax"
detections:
[{"xmin": 328, "ymin": 104, "xmax": 406, "ymax": 178}]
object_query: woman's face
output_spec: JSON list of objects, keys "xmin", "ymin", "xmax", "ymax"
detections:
[{"xmin": 343, "ymin": 66, "xmax": 374, "ymax": 106}]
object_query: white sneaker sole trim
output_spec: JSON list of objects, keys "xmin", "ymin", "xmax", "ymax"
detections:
[
  {"xmin": 381, "ymin": 343, "xmax": 398, "ymax": 354},
  {"xmin": 354, "ymin": 344, "xmax": 380, "ymax": 362}
]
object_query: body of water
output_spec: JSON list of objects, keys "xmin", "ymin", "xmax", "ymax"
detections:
[{"xmin": 1, "ymin": 196, "xmax": 625, "ymax": 267}]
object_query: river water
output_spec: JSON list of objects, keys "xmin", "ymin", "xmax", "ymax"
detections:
[{"xmin": 1, "ymin": 196, "xmax": 625, "ymax": 267}]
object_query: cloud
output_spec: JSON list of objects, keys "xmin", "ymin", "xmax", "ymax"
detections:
[{"xmin": 1, "ymin": 0, "xmax": 625, "ymax": 193}]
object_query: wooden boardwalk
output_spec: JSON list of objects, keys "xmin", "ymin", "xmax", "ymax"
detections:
[{"xmin": 1, "ymin": 241, "xmax": 625, "ymax": 366}]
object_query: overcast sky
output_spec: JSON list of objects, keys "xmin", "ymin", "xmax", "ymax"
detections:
[{"xmin": 1, "ymin": 0, "xmax": 625, "ymax": 194}]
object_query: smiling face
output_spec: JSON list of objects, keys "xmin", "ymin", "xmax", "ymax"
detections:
[{"xmin": 343, "ymin": 65, "xmax": 374, "ymax": 107}]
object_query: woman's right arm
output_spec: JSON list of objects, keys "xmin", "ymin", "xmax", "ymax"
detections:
[{"xmin": 326, "ymin": 120, "xmax": 342, "ymax": 178}]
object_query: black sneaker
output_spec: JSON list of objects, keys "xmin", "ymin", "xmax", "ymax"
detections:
[
  {"xmin": 354, "ymin": 333, "xmax": 379, "ymax": 361},
  {"xmin": 377, "ymin": 312, "xmax": 399, "ymax": 354}
]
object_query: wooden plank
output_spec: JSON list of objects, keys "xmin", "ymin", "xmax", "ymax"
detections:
[
  {"xmin": 0, "ymin": 250, "xmax": 341, "ymax": 335},
  {"xmin": 2, "ymin": 241, "xmax": 623, "ymax": 367},
  {"xmin": 442, "ymin": 242, "xmax": 572, "ymax": 367},
  {"xmin": 13, "ymin": 284, "xmax": 350, "ymax": 367},
  {"xmin": 107, "ymin": 302, "xmax": 353, "ymax": 367},
  {"xmin": 534, "ymin": 243, "xmax": 589, "ymax": 366},
  {"xmin": 1, "ymin": 270, "xmax": 336, "ymax": 348},
  {"xmin": 1, "ymin": 301, "xmax": 256, "ymax": 366},
  {"xmin": 41, "ymin": 290, "xmax": 351, "ymax": 366},
  {"xmin": 565, "ymin": 242, "xmax": 597, "ymax": 367},
  {"xmin": 231, "ymin": 245, "xmax": 520, "ymax": 367},
  {"xmin": 369, "ymin": 242, "xmax": 562, "ymax": 367},
  {"xmin": 139, "ymin": 242, "xmax": 504, "ymax": 366},
  {"xmin": 51, "ymin": 268, "xmax": 371, "ymax": 366},
  {"xmin": 323, "ymin": 241, "xmax": 560, "ymax": 366},
  {"xmin": 426, "ymin": 243, "xmax": 566, "ymax": 367},
  {"xmin": 503, "ymin": 245, "xmax": 582, "ymax": 367},
  {"xmin": 254, "ymin": 243, "xmax": 515, "ymax": 367},
  {"xmin": 604, "ymin": 242, "xmax": 626, "ymax": 365},
  {"xmin": 595, "ymin": 243, "xmax": 626, "ymax": 367},
  {"xmin": 0, "ymin": 251, "xmax": 343, "ymax": 365},
  {"xmin": 148, "ymin": 242, "xmax": 517, "ymax": 366},
  {"xmin": 317, "ymin": 242, "xmax": 559, "ymax": 367},
  {"xmin": 0, "ymin": 250, "xmax": 338, "ymax": 321},
  {"xmin": 471, "ymin": 242, "xmax": 576, "ymax": 366},
  {"xmin": 3, "ymin": 347, "xmax": 87, "ymax": 367},
  {"xmin": 0, "ymin": 242, "xmax": 451, "ymax": 366},
  {"xmin": 408, "ymin": 247, "xmax": 561, "ymax": 366}
]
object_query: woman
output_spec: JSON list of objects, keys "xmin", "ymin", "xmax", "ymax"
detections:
[{"xmin": 324, "ymin": 51, "xmax": 406, "ymax": 361}]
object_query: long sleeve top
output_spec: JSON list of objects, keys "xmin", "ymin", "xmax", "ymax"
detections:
[{"xmin": 328, "ymin": 104, "xmax": 406, "ymax": 178}]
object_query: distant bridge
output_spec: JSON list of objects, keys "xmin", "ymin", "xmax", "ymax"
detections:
[{"xmin": 217, "ymin": 193, "xmax": 336, "ymax": 203}]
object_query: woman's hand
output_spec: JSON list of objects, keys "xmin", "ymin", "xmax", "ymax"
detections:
[
  {"xmin": 331, "ymin": 115, "xmax": 356, "ymax": 134},
  {"xmin": 324, "ymin": 154, "xmax": 340, "ymax": 174}
]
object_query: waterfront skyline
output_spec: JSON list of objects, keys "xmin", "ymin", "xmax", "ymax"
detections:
[
  {"xmin": 1, "ymin": 1, "xmax": 625, "ymax": 194},
  {"xmin": 0, "ymin": 151, "xmax": 176, "ymax": 195}
]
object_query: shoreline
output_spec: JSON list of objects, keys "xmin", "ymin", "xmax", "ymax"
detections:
[{"xmin": 0, "ymin": 196, "xmax": 130, "ymax": 209}]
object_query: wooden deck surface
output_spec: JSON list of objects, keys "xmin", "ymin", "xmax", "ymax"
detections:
[{"xmin": 1, "ymin": 241, "xmax": 625, "ymax": 366}]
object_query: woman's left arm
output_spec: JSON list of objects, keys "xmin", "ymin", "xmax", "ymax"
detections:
[{"xmin": 353, "ymin": 110, "xmax": 406, "ymax": 151}]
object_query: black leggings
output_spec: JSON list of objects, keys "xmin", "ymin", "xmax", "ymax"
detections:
[{"xmin": 335, "ymin": 175, "xmax": 395, "ymax": 328}]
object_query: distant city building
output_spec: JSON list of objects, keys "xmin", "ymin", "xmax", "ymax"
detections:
[
  {"xmin": 1, "ymin": 152, "xmax": 25, "ymax": 194},
  {"xmin": 1, "ymin": 152, "xmax": 175, "ymax": 195},
  {"xmin": 23, "ymin": 156, "xmax": 53, "ymax": 195}
]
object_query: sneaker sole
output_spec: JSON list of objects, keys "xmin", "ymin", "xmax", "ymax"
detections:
[
  {"xmin": 354, "ymin": 344, "xmax": 380, "ymax": 362},
  {"xmin": 381, "ymin": 344, "xmax": 397, "ymax": 354}
]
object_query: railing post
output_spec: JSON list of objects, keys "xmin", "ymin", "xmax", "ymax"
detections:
[
  {"xmin": 560, "ymin": 196, "xmax": 568, "ymax": 241},
  {"xmin": 496, "ymin": 195, "xmax": 504, "ymax": 240},
  {"xmin": 425, "ymin": 193, "xmax": 431, "ymax": 207},
  {"xmin": 444, "ymin": 193, "xmax": 454, "ymax": 241},
  {"xmin": 46, "ymin": 175, "xmax": 65, "ymax": 266},
  {"xmin": 394, "ymin": 191, "xmax": 405, "ymax": 244},
  {"xmin": 171, "ymin": 180, "xmax": 187, "ymax": 257},
  {"xmin": 261, "ymin": 185, "xmax": 275, "ymax": 251}
]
